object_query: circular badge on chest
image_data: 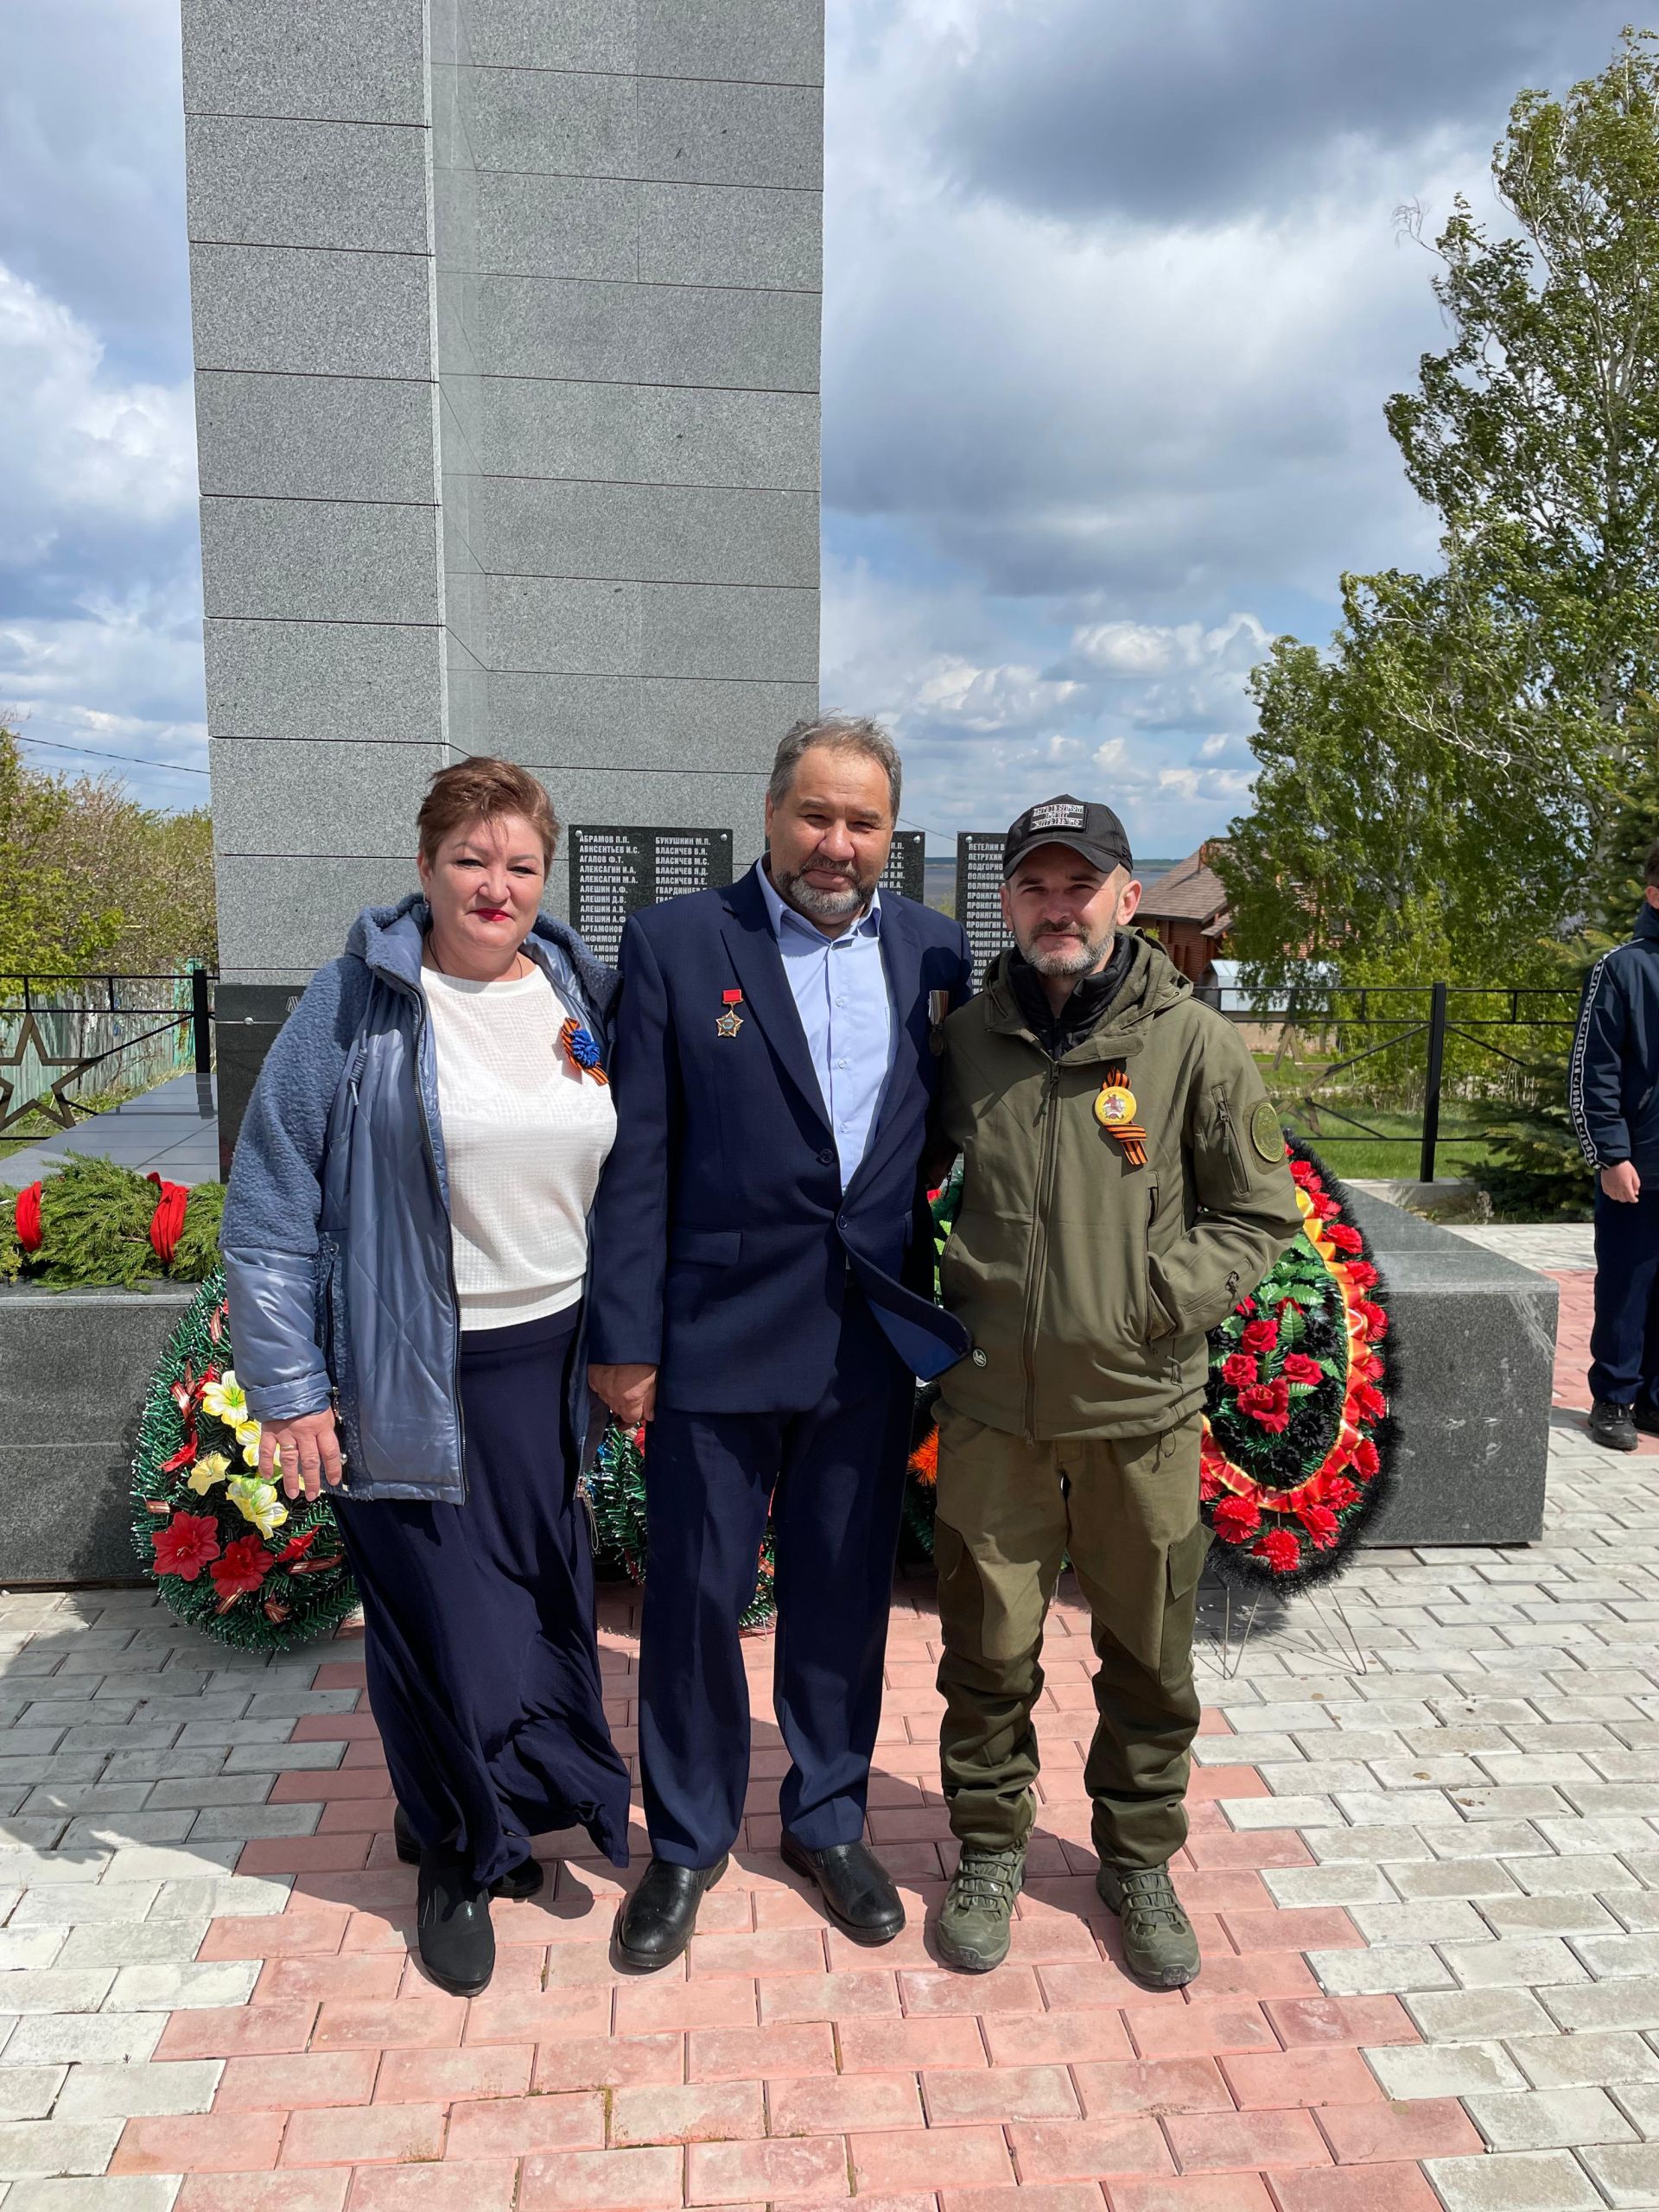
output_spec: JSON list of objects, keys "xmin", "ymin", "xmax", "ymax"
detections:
[{"xmin": 1093, "ymin": 1082, "xmax": 1138, "ymax": 1129}]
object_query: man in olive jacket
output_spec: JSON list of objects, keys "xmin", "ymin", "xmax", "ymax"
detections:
[{"xmin": 931, "ymin": 797, "xmax": 1301, "ymax": 1986}]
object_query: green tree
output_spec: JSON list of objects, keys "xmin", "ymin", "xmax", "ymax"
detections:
[
  {"xmin": 0, "ymin": 727, "xmax": 217, "ymax": 980},
  {"xmin": 1222, "ymin": 29, "xmax": 1659, "ymax": 987}
]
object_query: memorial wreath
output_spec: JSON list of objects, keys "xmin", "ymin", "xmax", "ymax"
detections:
[{"xmin": 131, "ymin": 1269, "xmax": 359, "ymax": 1653}]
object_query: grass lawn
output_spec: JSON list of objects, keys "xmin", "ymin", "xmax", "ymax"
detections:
[{"xmin": 1273, "ymin": 1103, "xmax": 1498, "ymax": 1181}]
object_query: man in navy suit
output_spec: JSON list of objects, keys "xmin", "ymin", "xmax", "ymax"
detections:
[{"xmin": 588, "ymin": 715, "xmax": 972, "ymax": 1967}]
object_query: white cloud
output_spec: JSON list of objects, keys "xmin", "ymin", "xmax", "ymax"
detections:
[{"xmin": 0, "ymin": 261, "xmax": 195, "ymax": 563}]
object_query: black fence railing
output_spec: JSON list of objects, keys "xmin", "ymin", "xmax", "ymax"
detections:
[
  {"xmin": 0, "ymin": 969, "xmax": 214, "ymax": 1135},
  {"xmin": 1213, "ymin": 982, "xmax": 1580, "ymax": 1183}
]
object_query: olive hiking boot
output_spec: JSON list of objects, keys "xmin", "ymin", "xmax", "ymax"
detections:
[
  {"xmin": 936, "ymin": 1844, "xmax": 1026, "ymax": 1974},
  {"xmin": 1096, "ymin": 1859, "xmax": 1200, "ymax": 1989}
]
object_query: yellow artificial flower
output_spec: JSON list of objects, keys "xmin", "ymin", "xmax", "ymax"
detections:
[
  {"xmin": 226, "ymin": 1474, "xmax": 288, "ymax": 1540},
  {"xmin": 201, "ymin": 1371, "xmax": 249, "ymax": 1427},
  {"xmin": 186, "ymin": 1450, "xmax": 232, "ymax": 1497}
]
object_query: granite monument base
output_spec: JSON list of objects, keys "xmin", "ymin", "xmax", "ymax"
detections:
[
  {"xmin": 1346, "ymin": 1192, "xmax": 1554, "ymax": 1548},
  {"xmin": 1, "ymin": 1284, "xmax": 193, "ymax": 1584}
]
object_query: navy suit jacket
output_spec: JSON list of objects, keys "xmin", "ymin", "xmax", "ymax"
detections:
[{"xmin": 588, "ymin": 868, "xmax": 975, "ymax": 1413}]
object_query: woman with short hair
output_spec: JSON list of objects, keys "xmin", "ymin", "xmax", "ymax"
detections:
[{"xmin": 221, "ymin": 757, "xmax": 631, "ymax": 1994}]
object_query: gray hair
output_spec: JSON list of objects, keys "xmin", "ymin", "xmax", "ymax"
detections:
[{"xmin": 767, "ymin": 713, "xmax": 902, "ymax": 820}]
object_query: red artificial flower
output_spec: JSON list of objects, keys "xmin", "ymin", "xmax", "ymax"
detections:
[
  {"xmin": 209, "ymin": 1535, "xmax": 273, "ymax": 1601},
  {"xmin": 1281, "ymin": 1353, "xmax": 1323, "ymax": 1388},
  {"xmin": 151, "ymin": 1511, "xmax": 221, "ymax": 1582},
  {"xmin": 1252, "ymin": 1527, "xmax": 1302, "ymax": 1573},
  {"xmin": 1297, "ymin": 1503, "xmax": 1341, "ymax": 1549},
  {"xmin": 1237, "ymin": 1378, "xmax": 1292, "ymax": 1433},
  {"xmin": 1312, "ymin": 1192, "xmax": 1341, "ymax": 1219},
  {"xmin": 1320, "ymin": 1474, "xmax": 1360, "ymax": 1510},
  {"xmin": 1327, "ymin": 1223, "xmax": 1364, "ymax": 1254},
  {"xmin": 1351, "ymin": 1438, "xmax": 1381, "ymax": 1478},
  {"xmin": 1222, "ymin": 1352, "xmax": 1259, "ymax": 1388},
  {"xmin": 1213, "ymin": 1495, "xmax": 1262, "ymax": 1542},
  {"xmin": 1359, "ymin": 1300, "xmax": 1389, "ymax": 1340},
  {"xmin": 1240, "ymin": 1317, "xmax": 1280, "ymax": 1356},
  {"xmin": 1356, "ymin": 1382, "xmax": 1387, "ymax": 1423},
  {"xmin": 1345, "ymin": 1261, "xmax": 1378, "ymax": 1289},
  {"xmin": 1199, "ymin": 1463, "xmax": 1223, "ymax": 1501},
  {"xmin": 1289, "ymin": 1160, "xmax": 1321, "ymax": 1189},
  {"xmin": 1234, "ymin": 1296, "xmax": 1256, "ymax": 1316}
]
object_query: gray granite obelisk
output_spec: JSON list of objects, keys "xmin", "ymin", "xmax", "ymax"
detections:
[{"xmin": 182, "ymin": 0, "xmax": 823, "ymax": 1165}]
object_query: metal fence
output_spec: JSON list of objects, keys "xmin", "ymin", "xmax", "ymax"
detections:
[
  {"xmin": 1213, "ymin": 982, "xmax": 1580, "ymax": 1182},
  {"xmin": 0, "ymin": 970, "xmax": 214, "ymax": 1136}
]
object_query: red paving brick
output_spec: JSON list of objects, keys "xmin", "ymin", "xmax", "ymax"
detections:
[{"xmin": 130, "ymin": 1606, "xmax": 1478, "ymax": 2212}]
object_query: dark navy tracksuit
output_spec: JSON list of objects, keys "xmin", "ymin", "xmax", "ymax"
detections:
[{"xmin": 1570, "ymin": 901, "xmax": 1659, "ymax": 1406}]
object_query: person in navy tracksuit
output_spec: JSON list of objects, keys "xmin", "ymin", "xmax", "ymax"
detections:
[
  {"xmin": 588, "ymin": 715, "xmax": 972, "ymax": 1968},
  {"xmin": 1570, "ymin": 840, "xmax": 1659, "ymax": 1452}
]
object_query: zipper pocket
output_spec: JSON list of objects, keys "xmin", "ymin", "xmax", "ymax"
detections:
[{"xmin": 1213, "ymin": 1090, "xmax": 1249, "ymax": 1199}]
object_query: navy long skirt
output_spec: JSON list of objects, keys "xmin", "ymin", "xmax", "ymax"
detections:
[{"xmin": 332, "ymin": 1303, "xmax": 632, "ymax": 1886}]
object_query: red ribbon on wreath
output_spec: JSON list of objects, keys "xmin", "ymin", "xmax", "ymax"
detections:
[
  {"xmin": 15, "ymin": 1182, "xmax": 42, "ymax": 1255},
  {"xmin": 146, "ymin": 1174, "xmax": 190, "ymax": 1265}
]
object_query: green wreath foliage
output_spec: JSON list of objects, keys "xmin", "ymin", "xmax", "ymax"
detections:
[{"xmin": 131, "ymin": 1269, "xmax": 359, "ymax": 1652}]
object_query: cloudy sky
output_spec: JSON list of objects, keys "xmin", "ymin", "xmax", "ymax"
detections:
[{"xmin": 0, "ymin": 1, "xmax": 1638, "ymax": 859}]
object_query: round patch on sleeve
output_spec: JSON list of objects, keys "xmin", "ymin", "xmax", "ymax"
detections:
[{"xmin": 1249, "ymin": 1099, "xmax": 1285, "ymax": 1162}]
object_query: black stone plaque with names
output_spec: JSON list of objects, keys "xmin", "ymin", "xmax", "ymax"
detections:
[
  {"xmin": 880, "ymin": 830, "xmax": 925, "ymax": 904},
  {"xmin": 569, "ymin": 825, "xmax": 734, "ymax": 963},
  {"xmin": 956, "ymin": 832, "xmax": 1013, "ymax": 986}
]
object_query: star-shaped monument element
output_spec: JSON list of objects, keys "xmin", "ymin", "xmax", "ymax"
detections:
[
  {"xmin": 0, "ymin": 1011, "xmax": 99, "ymax": 1133},
  {"xmin": 715, "ymin": 1007, "xmax": 743, "ymax": 1038}
]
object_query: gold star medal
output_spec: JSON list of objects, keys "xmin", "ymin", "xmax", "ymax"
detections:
[
  {"xmin": 1095, "ymin": 1067, "xmax": 1147, "ymax": 1166},
  {"xmin": 715, "ymin": 988, "xmax": 744, "ymax": 1038}
]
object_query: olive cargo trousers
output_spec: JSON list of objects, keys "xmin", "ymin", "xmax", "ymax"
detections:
[{"xmin": 932, "ymin": 1407, "xmax": 1209, "ymax": 1871}]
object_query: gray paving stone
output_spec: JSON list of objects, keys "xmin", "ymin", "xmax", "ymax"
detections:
[
  {"xmin": 0, "ymin": 2118, "xmax": 124, "ymax": 2177},
  {"xmin": 1306, "ymin": 1823, "xmax": 1436, "ymax": 1863},
  {"xmin": 1548, "ymin": 1981, "xmax": 1659, "ymax": 2032},
  {"xmin": 5, "ymin": 2183, "xmax": 182, "ymax": 2212},
  {"xmin": 4, "ymin": 1890, "xmax": 157, "ymax": 1929},
  {"xmin": 1464, "ymin": 2085, "xmax": 1637, "ymax": 2150},
  {"xmin": 55, "ymin": 1925, "xmax": 209, "ymax": 1970},
  {"xmin": 1261, "ymin": 1863, "xmax": 1396, "ymax": 1908},
  {"xmin": 1425, "ymin": 2148, "xmax": 1603, "ymax": 2210},
  {"xmin": 1350, "ymin": 1899, "xmax": 1491, "ymax": 1946},
  {"xmin": 0, "ymin": 2018, "xmax": 164, "ymax": 2069},
  {"xmin": 54, "ymin": 2061, "xmax": 220, "ymax": 2120},
  {"xmin": 1364, "ymin": 2038, "xmax": 1528, "ymax": 2097},
  {"xmin": 104, "ymin": 1964, "xmax": 257, "ymax": 2013},
  {"xmin": 0, "ymin": 1979, "xmax": 112, "ymax": 2019},
  {"xmin": 1581, "ymin": 2142, "xmax": 1659, "ymax": 2207},
  {"xmin": 1514, "ymin": 1853, "xmax": 1641, "ymax": 1894},
  {"xmin": 1573, "ymin": 1930, "xmax": 1659, "ymax": 1979},
  {"xmin": 1408, "ymin": 1987, "xmax": 1563, "ymax": 2042},
  {"xmin": 1442, "ymin": 1936, "xmax": 1591, "ymax": 1988},
  {"xmin": 1509, "ymin": 2030, "xmax": 1659, "ymax": 2088},
  {"xmin": 0, "ymin": 2078, "xmax": 64, "ymax": 2126},
  {"xmin": 1308, "ymin": 1942, "xmax": 1453, "ymax": 1995},
  {"xmin": 1480, "ymin": 1891, "xmax": 1624, "ymax": 1937},
  {"xmin": 1387, "ymin": 1857, "xmax": 1524, "ymax": 1900}
]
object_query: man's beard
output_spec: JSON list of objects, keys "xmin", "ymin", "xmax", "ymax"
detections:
[
  {"xmin": 1018, "ymin": 920, "xmax": 1115, "ymax": 978},
  {"xmin": 775, "ymin": 861, "xmax": 876, "ymax": 924}
]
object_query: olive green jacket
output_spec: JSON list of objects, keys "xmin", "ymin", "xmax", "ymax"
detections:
[{"xmin": 937, "ymin": 934, "xmax": 1303, "ymax": 1441}]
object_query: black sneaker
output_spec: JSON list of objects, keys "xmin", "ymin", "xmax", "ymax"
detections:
[
  {"xmin": 416, "ymin": 1850, "xmax": 494, "ymax": 1996},
  {"xmin": 1634, "ymin": 1399, "xmax": 1659, "ymax": 1438},
  {"xmin": 1589, "ymin": 1400, "xmax": 1639, "ymax": 1452}
]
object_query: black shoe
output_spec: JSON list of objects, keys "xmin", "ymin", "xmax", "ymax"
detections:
[
  {"xmin": 395, "ymin": 1806, "xmax": 543, "ymax": 1900},
  {"xmin": 416, "ymin": 1850, "xmax": 494, "ymax": 1996},
  {"xmin": 613, "ymin": 1855, "xmax": 728, "ymax": 1972},
  {"xmin": 1635, "ymin": 1399, "xmax": 1659, "ymax": 1437},
  {"xmin": 1590, "ymin": 1399, "xmax": 1639, "ymax": 1452},
  {"xmin": 780, "ymin": 1834, "xmax": 906, "ymax": 1946}
]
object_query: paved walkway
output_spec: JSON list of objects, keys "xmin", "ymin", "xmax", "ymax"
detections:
[
  {"xmin": 3, "ymin": 1403, "xmax": 1658, "ymax": 2212},
  {"xmin": 2, "ymin": 1075, "xmax": 219, "ymax": 1191}
]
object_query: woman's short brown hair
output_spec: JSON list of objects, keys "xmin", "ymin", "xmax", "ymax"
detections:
[{"xmin": 416, "ymin": 757, "xmax": 561, "ymax": 870}]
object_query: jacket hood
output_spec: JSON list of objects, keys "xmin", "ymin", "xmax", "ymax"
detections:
[
  {"xmin": 343, "ymin": 892, "xmax": 618, "ymax": 1014},
  {"xmin": 982, "ymin": 927, "xmax": 1191, "ymax": 1048}
]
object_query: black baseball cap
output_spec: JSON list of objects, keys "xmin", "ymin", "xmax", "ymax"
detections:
[{"xmin": 1002, "ymin": 795, "xmax": 1134, "ymax": 880}]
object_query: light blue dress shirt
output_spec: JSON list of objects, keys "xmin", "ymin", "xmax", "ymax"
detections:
[{"xmin": 756, "ymin": 861, "xmax": 895, "ymax": 1189}]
